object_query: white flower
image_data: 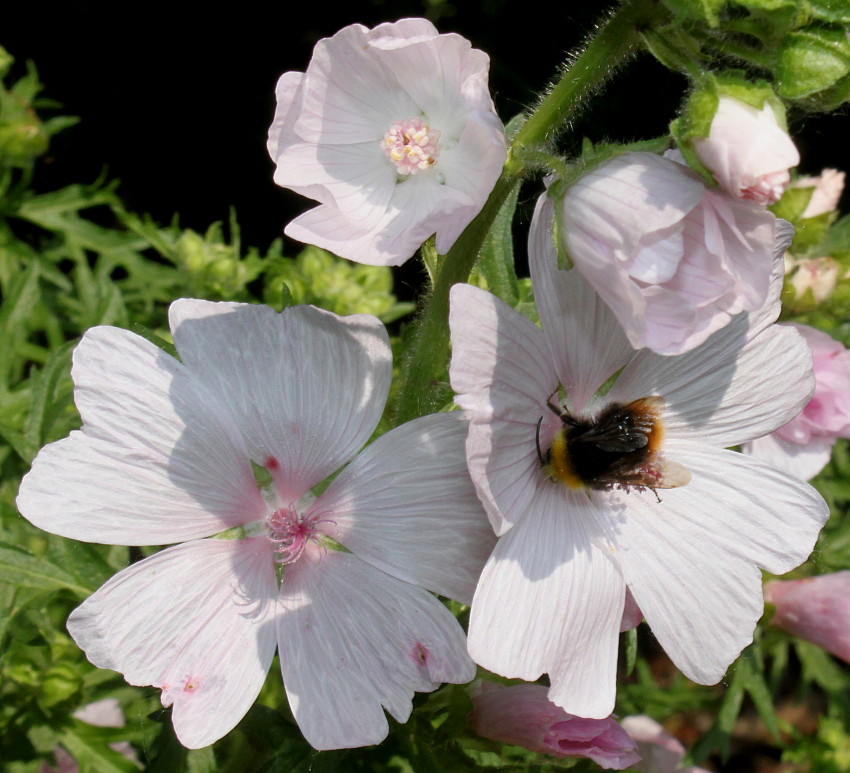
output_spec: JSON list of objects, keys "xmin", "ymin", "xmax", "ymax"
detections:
[
  {"xmin": 448, "ymin": 196, "xmax": 828, "ymax": 718},
  {"xmin": 18, "ymin": 301, "xmax": 494, "ymax": 750},
  {"xmin": 268, "ymin": 19, "xmax": 506, "ymax": 266}
]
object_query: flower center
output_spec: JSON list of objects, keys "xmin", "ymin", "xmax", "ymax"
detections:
[
  {"xmin": 382, "ymin": 117, "xmax": 440, "ymax": 175},
  {"xmin": 267, "ymin": 505, "xmax": 335, "ymax": 564}
]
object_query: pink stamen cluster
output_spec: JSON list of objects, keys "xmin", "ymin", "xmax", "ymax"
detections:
[
  {"xmin": 267, "ymin": 505, "xmax": 335, "ymax": 564},
  {"xmin": 382, "ymin": 117, "xmax": 440, "ymax": 175}
]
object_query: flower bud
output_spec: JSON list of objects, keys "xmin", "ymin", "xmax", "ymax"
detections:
[
  {"xmin": 765, "ymin": 572, "xmax": 850, "ymax": 662},
  {"xmin": 743, "ymin": 323, "xmax": 850, "ymax": 479},
  {"xmin": 793, "ymin": 168, "xmax": 846, "ymax": 219},
  {"xmin": 468, "ymin": 682, "xmax": 640, "ymax": 769},
  {"xmin": 693, "ymin": 95, "xmax": 799, "ymax": 205},
  {"xmin": 788, "ymin": 256, "xmax": 840, "ymax": 304},
  {"xmin": 620, "ymin": 715, "xmax": 711, "ymax": 773}
]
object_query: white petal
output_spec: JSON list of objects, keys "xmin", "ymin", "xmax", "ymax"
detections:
[
  {"xmin": 742, "ymin": 433, "xmax": 834, "ymax": 481},
  {"xmin": 169, "ymin": 301, "xmax": 391, "ymax": 502},
  {"xmin": 529, "ymin": 195, "xmax": 634, "ymax": 413},
  {"xmin": 449, "ymin": 284, "xmax": 559, "ymax": 535},
  {"xmin": 607, "ymin": 296, "xmax": 814, "ymax": 447},
  {"xmin": 67, "ymin": 538, "xmax": 278, "ymax": 749},
  {"xmin": 598, "ymin": 443, "xmax": 827, "ymax": 684},
  {"xmin": 468, "ymin": 484, "xmax": 624, "ymax": 719},
  {"xmin": 317, "ymin": 412, "xmax": 495, "ymax": 604},
  {"xmin": 278, "ymin": 549, "xmax": 474, "ymax": 750},
  {"xmin": 17, "ymin": 327, "xmax": 265, "ymax": 545}
]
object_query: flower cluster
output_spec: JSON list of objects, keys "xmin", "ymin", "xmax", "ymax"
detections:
[{"xmin": 14, "ymin": 12, "xmax": 846, "ymax": 768}]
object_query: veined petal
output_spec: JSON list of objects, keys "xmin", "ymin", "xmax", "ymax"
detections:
[
  {"xmin": 606, "ymin": 280, "xmax": 814, "ymax": 447},
  {"xmin": 468, "ymin": 484, "xmax": 624, "ymax": 719},
  {"xmin": 17, "ymin": 327, "xmax": 265, "ymax": 545},
  {"xmin": 278, "ymin": 548, "xmax": 474, "ymax": 750},
  {"xmin": 67, "ymin": 538, "xmax": 278, "ymax": 749},
  {"xmin": 449, "ymin": 284, "xmax": 559, "ymax": 535},
  {"xmin": 169, "ymin": 301, "xmax": 391, "ymax": 502},
  {"xmin": 529, "ymin": 195, "xmax": 634, "ymax": 413},
  {"xmin": 317, "ymin": 412, "xmax": 495, "ymax": 604},
  {"xmin": 598, "ymin": 444, "xmax": 827, "ymax": 683},
  {"xmin": 743, "ymin": 433, "xmax": 835, "ymax": 481}
]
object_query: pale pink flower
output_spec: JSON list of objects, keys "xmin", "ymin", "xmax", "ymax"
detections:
[
  {"xmin": 765, "ymin": 572, "xmax": 850, "ymax": 661},
  {"xmin": 787, "ymin": 256, "xmax": 840, "ymax": 303},
  {"xmin": 743, "ymin": 323, "xmax": 850, "ymax": 479},
  {"xmin": 268, "ymin": 19, "xmax": 506, "ymax": 266},
  {"xmin": 449, "ymin": 195, "xmax": 828, "ymax": 719},
  {"xmin": 559, "ymin": 151, "xmax": 790, "ymax": 355},
  {"xmin": 793, "ymin": 168, "xmax": 845, "ymax": 218},
  {"xmin": 18, "ymin": 301, "xmax": 495, "ymax": 750},
  {"xmin": 693, "ymin": 95, "xmax": 799, "ymax": 205},
  {"xmin": 468, "ymin": 682, "xmax": 640, "ymax": 769},
  {"xmin": 620, "ymin": 715, "xmax": 710, "ymax": 773}
]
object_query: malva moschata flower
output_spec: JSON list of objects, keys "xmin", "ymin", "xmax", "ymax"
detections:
[
  {"xmin": 558, "ymin": 150, "xmax": 788, "ymax": 355},
  {"xmin": 18, "ymin": 300, "xmax": 495, "ymax": 750},
  {"xmin": 268, "ymin": 18, "xmax": 506, "ymax": 266},
  {"xmin": 620, "ymin": 715, "xmax": 710, "ymax": 773},
  {"xmin": 743, "ymin": 323, "xmax": 850, "ymax": 480},
  {"xmin": 448, "ymin": 195, "xmax": 828, "ymax": 720}
]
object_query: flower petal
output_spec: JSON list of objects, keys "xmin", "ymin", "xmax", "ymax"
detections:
[
  {"xmin": 742, "ymin": 433, "xmax": 834, "ymax": 481},
  {"xmin": 169, "ymin": 301, "xmax": 391, "ymax": 502},
  {"xmin": 606, "ymin": 275, "xmax": 814, "ymax": 447},
  {"xmin": 278, "ymin": 548, "xmax": 474, "ymax": 750},
  {"xmin": 449, "ymin": 283, "xmax": 559, "ymax": 535},
  {"xmin": 17, "ymin": 327, "xmax": 265, "ymax": 545},
  {"xmin": 468, "ymin": 484, "xmax": 624, "ymax": 719},
  {"xmin": 599, "ymin": 443, "xmax": 827, "ymax": 684},
  {"xmin": 67, "ymin": 538, "xmax": 278, "ymax": 749},
  {"xmin": 317, "ymin": 412, "xmax": 495, "ymax": 604},
  {"xmin": 529, "ymin": 195, "xmax": 634, "ymax": 413}
]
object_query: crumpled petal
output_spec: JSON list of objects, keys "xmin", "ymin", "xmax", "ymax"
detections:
[
  {"xmin": 277, "ymin": 548, "xmax": 474, "ymax": 750},
  {"xmin": 67, "ymin": 538, "xmax": 278, "ymax": 749}
]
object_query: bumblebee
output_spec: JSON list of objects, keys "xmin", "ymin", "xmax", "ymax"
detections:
[{"xmin": 539, "ymin": 395, "xmax": 691, "ymax": 494}]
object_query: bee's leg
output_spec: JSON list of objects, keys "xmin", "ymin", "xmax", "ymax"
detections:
[
  {"xmin": 546, "ymin": 386, "xmax": 563, "ymax": 417},
  {"xmin": 535, "ymin": 416, "xmax": 545, "ymax": 466}
]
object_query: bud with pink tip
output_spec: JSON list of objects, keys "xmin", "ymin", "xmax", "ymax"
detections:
[
  {"xmin": 693, "ymin": 95, "xmax": 799, "ymax": 205},
  {"xmin": 793, "ymin": 168, "xmax": 845, "ymax": 219},
  {"xmin": 468, "ymin": 682, "xmax": 641, "ymax": 770},
  {"xmin": 765, "ymin": 572, "xmax": 850, "ymax": 662}
]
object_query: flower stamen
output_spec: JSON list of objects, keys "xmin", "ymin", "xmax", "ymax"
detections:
[
  {"xmin": 382, "ymin": 117, "xmax": 440, "ymax": 175},
  {"xmin": 267, "ymin": 505, "xmax": 336, "ymax": 564}
]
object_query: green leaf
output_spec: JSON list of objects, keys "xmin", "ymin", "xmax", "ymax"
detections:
[
  {"xmin": 57, "ymin": 726, "xmax": 140, "ymax": 773},
  {"xmin": 625, "ymin": 628, "xmax": 639, "ymax": 676},
  {"xmin": 476, "ymin": 180, "xmax": 520, "ymax": 305},
  {"xmin": 777, "ymin": 27, "xmax": 850, "ymax": 99},
  {"xmin": 0, "ymin": 542, "xmax": 93, "ymax": 597},
  {"xmin": 811, "ymin": 0, "xmax": 850, "ymax": 23},
  {"xmin": 23, "ymin": 339, "xmax": 75, "ymax": 454},
  {"xmin": 0, "ymin": 261, "xmax": 40, "ymax": 389}
]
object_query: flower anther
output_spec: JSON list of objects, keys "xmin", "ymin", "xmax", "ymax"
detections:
[
  {"xmin": 267, "ymin": 505, "xmax": 336, "ymax": 564},
  {"xmin": 383, "ymin": 117, "xmax": 440, "ymax": 176}
]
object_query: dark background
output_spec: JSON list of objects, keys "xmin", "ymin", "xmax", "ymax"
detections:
[{"xmin": 6, "ymin": 1, "xmax": 850, "ymax": 258}]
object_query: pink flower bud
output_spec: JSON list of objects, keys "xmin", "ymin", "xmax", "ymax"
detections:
[
  {"xmin": 743, "ymin": 324, "xmax": 850, "ymax": 479},
  {"xmin": 620, "ymin": 715, "xmax": 711, "ymax": 773},
  {"xmin": 793, "ymin": 168, "xmax": 845, "ymax": 218},
  {"xmin": 468, "ymin": 683, "xmax": 641, "ymax": 770},
  {"xmin": 694, "ymin": 96, "xmax": 799, "ymax": 205},
  {"xmin": 765, "ymin": 572, "xmax": 850, "ymax": 662}
]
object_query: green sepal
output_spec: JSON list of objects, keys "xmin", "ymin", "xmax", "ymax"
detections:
[{"xmin": 659, "ymin": 0, "xmax": 725, "ymax": 26}]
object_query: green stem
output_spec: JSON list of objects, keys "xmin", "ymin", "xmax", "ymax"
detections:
[{"xmin": 393, "ymin": 0, "xmax": 659, "ymax": 424}]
